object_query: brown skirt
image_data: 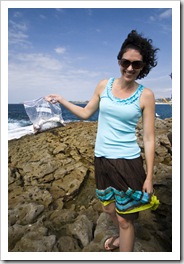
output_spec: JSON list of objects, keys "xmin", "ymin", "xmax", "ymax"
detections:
[{"xmin": 94, "ymin": 156, "xmax": 146, "ymax": 220}]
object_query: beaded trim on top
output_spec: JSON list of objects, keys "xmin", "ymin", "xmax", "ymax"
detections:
[{"xmin": 107, "ymin": 77, "xmax": 144, "ymax": 105}]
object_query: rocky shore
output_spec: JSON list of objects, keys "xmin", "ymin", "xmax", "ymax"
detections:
[{"xmin": 8, "ymin": 118, "xmax": 172, "ymax": 252}]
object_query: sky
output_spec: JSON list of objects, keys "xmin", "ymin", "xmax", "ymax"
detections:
[{"xmin": 8, "ymin": 6, "xmax": 172, "ymax": 103}]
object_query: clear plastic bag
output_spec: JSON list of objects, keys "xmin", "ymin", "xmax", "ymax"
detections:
[{"xmin": 24, "ymin": 97, "xmax": 65, "ymax": 133}]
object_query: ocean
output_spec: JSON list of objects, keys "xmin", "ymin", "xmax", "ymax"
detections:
[{"xmin": 8, "ymin": 103, "xmax": 172, "ymax": 140}]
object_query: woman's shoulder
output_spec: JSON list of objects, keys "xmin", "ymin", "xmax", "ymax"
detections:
[
  {"xmin": 140, "ymin": 87, "xmax": 155, "ymax": 109},
  {"xmin": 98, "ymin": 78, "xmax": 109, "ymax": 87},
  {"xmin": 141, "ymin": 87, "xmax": 155, "ymax": 99},
  {"xmin": 95, "ymin": 78, "xmax": 109, "ymax": 94}
]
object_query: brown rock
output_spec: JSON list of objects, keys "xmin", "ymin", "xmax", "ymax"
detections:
[{"xmin": 8, "ymin": 119, "xmax": 172, "ymax": 252}]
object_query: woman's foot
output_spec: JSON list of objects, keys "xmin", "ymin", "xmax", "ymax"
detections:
[{"xmin": 104, "ymin": 235, "xmax": 120, "ymax": 251}]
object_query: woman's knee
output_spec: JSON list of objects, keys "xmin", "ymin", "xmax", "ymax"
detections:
[
  {"xmin": 116, "ymin": 214, "xmax": 133, "ymax": 229},
  {"xmin": 102, "ymin": 202, "xmax": 116, "ymax": 216}
]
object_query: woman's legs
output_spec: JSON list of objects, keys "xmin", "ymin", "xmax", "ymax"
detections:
[
  {"xmin": 116, "ymin": 214, "xmax": 135, "ymax": 252},
  {"xmin": 102, "ymin": 202, "xmax": 119, "ymax": 227},
  {"xmin": 102, "ymin": 203, "xmax": 135, "ymax": 252},
  {"xmin": 102, "ymin": 203, "xmax": 120, "ymax": 250}
]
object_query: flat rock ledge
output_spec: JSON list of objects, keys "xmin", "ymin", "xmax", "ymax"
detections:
[{"xmin": 8, "ymin": 118, "xmax": 172, "ymax": 252}]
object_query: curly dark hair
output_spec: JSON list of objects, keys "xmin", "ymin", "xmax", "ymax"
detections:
[{"xmin": 117, "ymin": 30, "xmax": 159, "ymax": 79}]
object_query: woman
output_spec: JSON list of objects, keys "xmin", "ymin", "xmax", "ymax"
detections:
[{"xmin": 45, "ymin": 30, "xmax": 159, "ymax": 252}]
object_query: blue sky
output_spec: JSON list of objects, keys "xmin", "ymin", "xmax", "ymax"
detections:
[{"xmin": 8, "ymin": 7, "xmax": 173, "ymax": 103}]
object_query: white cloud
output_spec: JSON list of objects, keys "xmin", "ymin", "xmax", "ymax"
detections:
[
  {"xmin": 149, "ymin": 9, "xmax": 172, "ymax": 22},
  {"xmin": 54, "ymin": 47, "xmax": 66, "ymax": 54},
  {"xmin": 159, "ymin": 9, "xmax": 172, "ymax": 20},
  {"xmin": 8, "ymin": 51, "xmax": 102, "ymax": 102},
  {"xmin": 40, "ymin": 14, "xmax": 46, "ymax": 19},
  {"xmin": 8, "ymin": 20, "xmax": 31, "ymax": 48},
  {"xmin": 9, "ymin": 31, "xmax": 30, "ymax": 46},
  {"xmin": 10, "ymin": 52, "xmax": 64, "ymax": 71},
  {"xmin": 9, "ymin": 20, "xmax": 27, "ymax": 31},
  {"xmin": 13, "ymin": 11, "xmax": 22, "ymax": 18}
]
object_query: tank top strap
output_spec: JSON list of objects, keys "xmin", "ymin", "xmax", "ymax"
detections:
[{"xmin": 100, "ymin": 78, "xmax": 115, "ymax": 99}]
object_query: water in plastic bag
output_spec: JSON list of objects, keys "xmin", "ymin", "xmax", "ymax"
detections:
[{"xmin": 24, "ymin": 97, "xmax": 65, "ymax": 133}]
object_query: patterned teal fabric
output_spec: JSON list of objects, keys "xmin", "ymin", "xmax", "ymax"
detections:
[{"xmin": 96, "ymin": 186, "xmax": 150, "ymax": 212}]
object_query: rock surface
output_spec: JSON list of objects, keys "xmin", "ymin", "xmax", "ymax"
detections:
[{"xmin": 8, "ymin": 118, "xmax": 172, "ymax": 252}]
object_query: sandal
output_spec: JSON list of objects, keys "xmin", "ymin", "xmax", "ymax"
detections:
[{"xmin": 104, "ymin": 235, "xmax": 119, "ymax": 251}]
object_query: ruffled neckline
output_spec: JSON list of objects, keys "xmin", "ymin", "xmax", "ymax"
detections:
[{"xmin": 107, "ymin": 77, "xmax": 144, "ymax": 104}]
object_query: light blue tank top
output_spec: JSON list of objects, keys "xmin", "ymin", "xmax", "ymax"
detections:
[{"xmin": 95, "ymin": 77, "xmax": 144, "ymax": 159}]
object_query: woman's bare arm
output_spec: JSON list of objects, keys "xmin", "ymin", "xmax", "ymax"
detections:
[
  {"xmin": 140, "ymin": 88, "xmax": 155, "ymax": 194},
  {"xmin": 45, "ymin": 79, "xmax": 107, "ymax": 120}
]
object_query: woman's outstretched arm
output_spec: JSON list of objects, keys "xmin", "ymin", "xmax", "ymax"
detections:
[{"xmin": 45, "ymin": 79, "xmax": 107, "ymax": 120}]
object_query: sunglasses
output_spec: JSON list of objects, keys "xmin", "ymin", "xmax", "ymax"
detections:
[{"xmin": 119, "ymin": 59, "xmax": 145, "ymax": 70}]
